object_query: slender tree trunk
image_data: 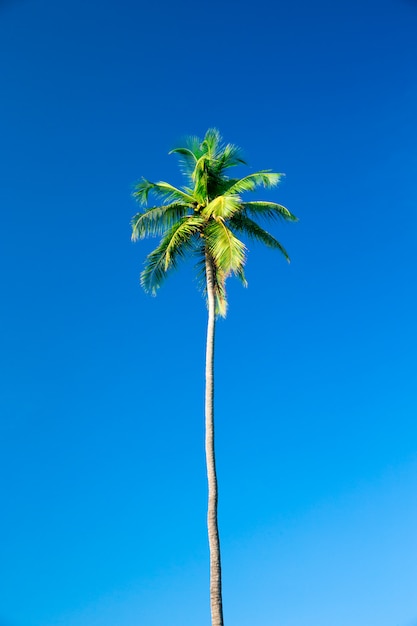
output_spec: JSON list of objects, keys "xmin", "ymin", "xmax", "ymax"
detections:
[{"xmin": 205, "ymin": 252, "xmax": 224, "ymax": 626}]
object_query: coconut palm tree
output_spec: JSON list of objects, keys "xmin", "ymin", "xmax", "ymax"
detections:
[{"xmin": 131, "ymin": 129, "xmax": 297, "ymax": 626}]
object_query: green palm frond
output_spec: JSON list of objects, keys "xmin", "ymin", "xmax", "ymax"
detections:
[
  {"xmin": 133, "ymin": 179, "xmax": 195, "ymax": 206},
  {"xmin": 242, "ymin": 201, "xmax": 298, "ymax": 221},
  {"xmin": 183, "ymin": 135, "xmax": 204, "ymax": 156},
  {"xmin": 169, "ymin": 145, "xmax": 199, "ymax": 183},
  {"xmin": 205, "ymin": 220, "xmax": 246, "ymax": 277},
  {"xmin": 217, "ymin": 143, "xmax": 246, "ymax": 170},
  {"xmin": 170, "ymin": 136, "xmax": 205, "ymax": 182},
  {"xmin": 131, "ymin": 203, "xmax": 189, "ymax": 241},
  {"xmin": 140, "ymin": 216, "xmax": 204, "ymax": 293},
  {"xmin": 169, "ymin": 147, "xmax": 198, "ymax": 162},
  {"xmin": 225, "ymin": 171, "xmax": 283, "ymax": 195},
  {"xmin": 201, "ymin": 128, "xmax": 222, "ymax": 158},
  {"xmin": 230, "ymin": 213, "xmax": 291, "ymax": 261},
  {"xmin": 193, "ymin": 155, "xmax": 209, "ymax": 182},
  {"xmin": 235, "ymin": 265, "xmax": 248, "ymax": 287},
  {"xmin": 203, "ymin": 194, "xmax": 241, "ymax": 220},
  {"xmin": 205, "ymin": 147, "xmax": 245, "ymax": 199},
  {"xmin": 192, "ymin": 156, "xmax": 210, "ymax": 203}
]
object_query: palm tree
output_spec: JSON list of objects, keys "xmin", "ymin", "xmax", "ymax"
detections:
[{"xmin": 131, "ymin": 129, "xmax": 297, "ymax": 626}]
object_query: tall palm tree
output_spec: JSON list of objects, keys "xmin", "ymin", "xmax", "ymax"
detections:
[{"xmin": 131, "ymin": 129, "xmax": 297, "ymax": 626}]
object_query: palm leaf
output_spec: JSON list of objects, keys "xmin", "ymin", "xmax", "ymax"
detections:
[
  {"xmin": 203, "ymin": 194, "xmax": 241, "ymax": 220},
  {"xmin": 242, "ymin": 201, "xmax": 298, "ymax": 221},
  {"xmin": 169, "ymin": 146, "xmax": 199, "ymax": 183},
  {"xmin": 205, "ymin": 220, "xmax": 246, "ymax": 277},
  {"xmin": 133, "ymin": 179, "xmax": 195, "ymax": 205},
  {"xmin": 191, "ymin": 156, "xmax": 210, "ymax": 203},
  {"xmin": 217, "ymin": 143, "xmax": 246, "ymax": 170},
  {"xmin": 131, "ymin": 203, "xmax": 189, "ymax": 241},
  {"xmin": 235, "ymin": 265, "xmax": 248, "ymax": 287},
  {"xmin": 140, "ymin": 216, "xmax": 204, "ymax": 293},
  {"xmin": 180, "ymin": 135, "xmax": 205, "ymax": 159},
  {"xmin": 229, "ymin": 213, "xmax": 290, "ymax": 261},
  {"xmin": 201, "ymin": 128, "xmax": 222, "ymax": 158},
  {"xmin": 225, "ymin": 171, "xmax": 283, "ymax": 195},
  {"xmin": 169, "ymin": 147, "xmax": 198, "ymax": 162}
]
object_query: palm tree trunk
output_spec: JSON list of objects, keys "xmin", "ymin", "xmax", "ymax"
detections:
[{"xmin": 205, "ymin": 252, "xmax": 224, "ymax": 626}]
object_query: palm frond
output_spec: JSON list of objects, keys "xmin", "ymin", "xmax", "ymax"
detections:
[
  {"xmin": 217, "ymin": 143, "xmax": 246, "ymax": 169},
  {"xmin": 203, "ymin": 194, "xmax": 241, "ymax": 220},
  {"xmin": 229, "ymin": 213, "xmax": 291, "ymax": 261},
  {"xmin": 197, "ymin": 158, "xmax": 241, "ymax": 202},
  {"xmin": 201, "ymin": 128, "xmax": 222, "ymax": 158},
  {"xmin": 182, "ymin": 135, "xmax": 205, "ymax": 158},
  {"xmin": 205, "ymin": 220, "xmax": 246, "ymax": 277},
  {"xmin": 163, "ymin": 216, "xmax": 205, "ymax": 268},
  {"xmin": 205, "ymin": 143, "xmax": 246, "ymax": 199},
  {"xmin": 133, "ymin": 179, "xmax": 195, "ymax": 206},
  {"xmin": 235, "ymin": 265, "xmax": 248, "ymax": 287},
  {"xmin": 169, "ymin": 146, "xmax": 199, "ymax": 183},
  {"xmin": 131, "ymin": 204, "xmax": 189, "ymax": 241},
  {"xmin": 193, "ymin": 155, "xmax": 209, "ymax": 181},
  {"xmin": 192, "ymin": 157, "xmax": 210, "ymax": 203},
  {"xmin": 140, "ymin": 216, "xmax": 204, "ymax": 293},
  {"xmin": 169, "ymin": 147, "xmax": 198, "ymax": 162},
  {"xmin": 242, "ymin": 201, "xmax": 298, "ymax": 221},
  {"xmin": 225, "ymin": 171, "xmax": 283, "ymax": 195}
]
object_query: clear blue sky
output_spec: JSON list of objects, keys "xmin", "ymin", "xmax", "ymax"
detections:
[{"xmin": 1, "ymin": 0, "xmax": 416, "ymax": 624}]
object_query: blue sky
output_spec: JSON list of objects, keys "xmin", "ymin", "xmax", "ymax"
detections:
[{"xmin": 0, "ymin": 0, "xmax": 416, "ymax": 624}]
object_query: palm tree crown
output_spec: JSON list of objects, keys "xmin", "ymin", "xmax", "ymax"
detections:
[{"xmin": 131, "ymin": 128, "xmax": 297, "ymax": 315}]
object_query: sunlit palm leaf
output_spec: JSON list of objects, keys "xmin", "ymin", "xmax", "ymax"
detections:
[
  {"xmin": 203, "ymin": 194, "xmax": 241, "ymax": 220},
  {"xmin": 140, "ymin": 216, "xmax": 204, "ymax": 293},
  {"xmin": 242, "ymin": 201, "xmax": 298, "ymax": 221},
  {"xmin": 205, "ymin": 220, "xmax": 246, "ymax": 277},
  {"xmin": 226, "ymin": 171, "xmax": 283, "ymax": 195},
  {"xmin": 164, "ymin": 216, "xmax": 205, "ymax": 268}
]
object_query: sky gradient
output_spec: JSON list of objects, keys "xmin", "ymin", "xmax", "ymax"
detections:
[{"xmin": 1, "ymin": 0, "xmax": 416, "ymax": 625}]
